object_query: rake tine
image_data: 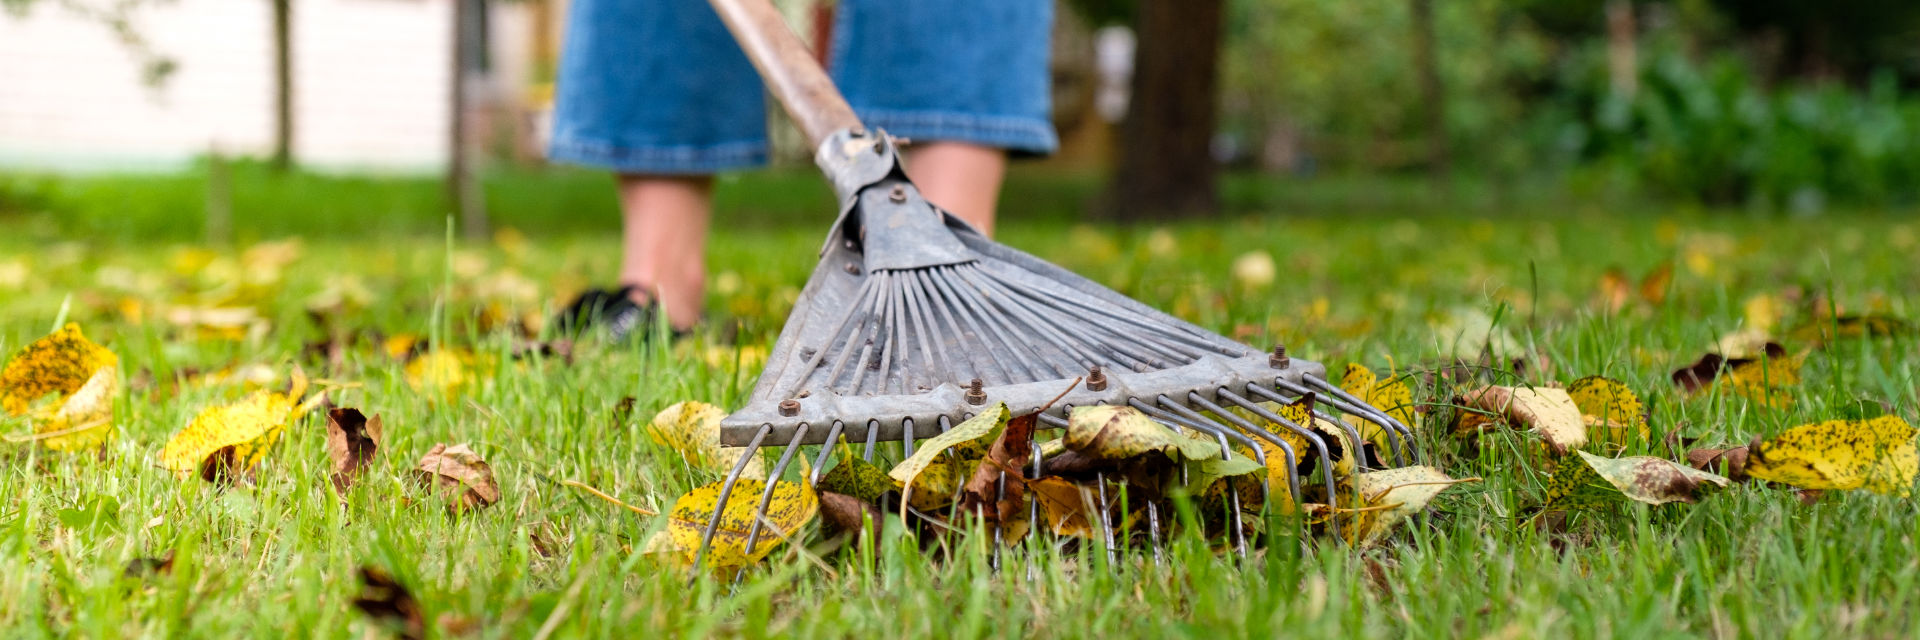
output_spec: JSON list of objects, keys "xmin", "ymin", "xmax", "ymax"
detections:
[
  {"xmin": 1216, "ymin": 389, "xmax": 1341, "ymax": 539},
  {"xmin": 976, "ymin": 274, "xmax": 1175, "ymax": 370},
  {"xmin": 900, "ymin": 274, "xmax": 953, "ymax": 386},
  {"xmin": 1146, "ymin": 502, "xmax": 1164, "ymax": 566},
  {"xmin": 1186, "ymin": 392, "xmax": 1301, "ymax": 515},
  {"xmin": 838, "ymin": 271, "xmax": 892, "ymax": 395},
  {"xmin": 1249, "ymin": 385, "xmax": 1376, "ymax": 470},
  {"xmin": 741, "ymin": 424, "xmax": 811, "ymax": 560},
  {"xmin": 1131, "ymin": 398, "xmax": 1251, "ymax": 556},
  {"xmin": 991, "ymin": 470, "xmax": 1006, "ymax": 572},
  {"xmin": 949, "ymin": 267, "xmax": 1104, "ymax": 370},
  {"xmin": 690, "ymin": 424, "xmax": 772, "ymax": 582},
  {"xmin": 878, "ymin": 274, "xmax": 906, "ymax": 394},
  {"xmin": 902, "ymin": 417, "xmax": 916, "ymax": 457},
  {"xmin": 807, "ymin": 420, "xmax": 847, "ymax": 485},
  {"xmin": 1027, "ymin": 443, "xmax": 1042, "ymax": 582},
  {"xmin": 1094, "ymin": 473, "xmax": 1117, "ymax": 566},
  {"xmin": 1227, "ymin": 478, "xmax": 1248, "ymax": 560},
  {"xmin": 862, "ymin": 420, "xmax": 879, "ymax": 461},
  {"xmin": 1292, "ymin": 376, "xmax": 1416, "ymax": 466}
]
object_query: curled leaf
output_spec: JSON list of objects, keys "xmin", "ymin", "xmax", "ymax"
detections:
[
  {"xmin": 1456, "ymin": 386, "xmax": 1588, "ymax": 455},
  {"xmin": 1345, "ymin": 466, "xmax": 1474, "ymax": 546},
  {"xmin": 889, "ymin": 404, "xmax": 1010, "ymax": 510},
  {"xmin": 0, "ymin": 323, "xmax": 120, "ymax": 450},
  {"xmin": 325, "ymin": 408, "xmax": 383, "ymax": 492},
  {"xmin": 1340, "ymin": 363, "xmax": 1418, "ymax": 454},
  {"xmin": 410, "ymin": 443, "xmax": 500, "ymax": 511},
  {"xmin": 1542, "ymin": 451, "xmax": 1730, "ymax": 512}
]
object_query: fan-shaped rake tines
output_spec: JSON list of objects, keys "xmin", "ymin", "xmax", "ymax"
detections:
[{"xmin": 690, "ymin": 131, "xmax": 1417, "ymax": 579}]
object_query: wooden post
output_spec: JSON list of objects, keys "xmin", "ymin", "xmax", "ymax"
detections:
[
  {"xmin": 271, "ymin": 0, "xmax": 293, "ymax": 172},
  {"xmin": 448, "ymin": 0, "xmax": 488, "ymax": 239}
]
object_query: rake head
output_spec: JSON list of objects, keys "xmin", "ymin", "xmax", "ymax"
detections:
[{"xmin": 687, "ymin": 131, "xmax": 1419, "ymax": 576}]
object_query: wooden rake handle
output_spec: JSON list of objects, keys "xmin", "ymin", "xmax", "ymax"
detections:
[{"xmin": 707, "ymin": 0, "xmax": 863, "ymax": 147}]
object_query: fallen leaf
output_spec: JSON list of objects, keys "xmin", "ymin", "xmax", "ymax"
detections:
[
  {"xmin": 353, "ymin": 565, "xmax": 425, "ymax": 640},
  {"xmin": 1597, "ymin": 262, "xmax": 1673, "ymax": 312},
  {"xmin": 1685, "ymin": 445, "xmax": 1749, "ymax": 482},
  {"xmin": 1670, "ymin": 342, "xmax": 1800, "ymax": 407},
  {"xmin": 889, "ymin": 404, "xmax": 1010, "ymax": 511},
  {"xmin": 816, "ymin": 451, "xmax": 900, "ymax": 503},
  {"xmin": 410, "ymin": 443, "xmax": 501, "ymax": 511},
  {"xmin": 817, "ymin": 490, "xmax": 883, "ymax": 539},
  {"xmin": 1344, "ymin": 466, "xmax": 1474, "ymax": 546},
  {"xmin": 1566, "ymin": 376, "xmax": 1649, "ymax": 452},
  {"xmin": 646, "ymin": 400, "xmax": 763, "ymax": 480},
  {"xmin": 1746, "ymin": 416, "xmax": 1917, "ymax": 497},
  {"xmin": 666, "ymin": 478, "xmax": 818, "ymax": 571},
  {"xmin": 1064, "ymin": 404, "xmax": 1223, "ymax": 463},
  {"xmin": 1013, "ymin": 475, "xmax": 1098, "ymax": 538},
  {"xmin": 1232, "ymin": 251, "xmax": 1276, "ymax": 289},
  {"xmin": 121, "ymin": 550, "xmax": 176, "ymax": 580},
  {"xmin": 1787, "ymin": 314, "xmax": 1908, "ymax": 347},
  {"xmin": 1339, "ymin": 363, "xmax": 1418, "ymax": 454},
  {"xmin": 159, "ymin": 383, "xmax": 309, "ymax": 481},
  {"xmin": 326, "ymin": 408, "xmax": 382, "ymax": 492},
  {"xmin": 957, "ymin": 410, "xmax": 1039, "ymax": 533},
  {"xmin": 1541, "ymin": 451, "xmax": 1730, "ymax": 512},
  {"xmin": 1431, "ymin": 307, "xmax": 1523, "ymax": 361},
  {"xmin": 0, "ymin": 323, "xmax": 119, "ymax": 450},
  {"xmin": 1457, "ymin": 386, "xmax": 1588, "ymax": 455}
]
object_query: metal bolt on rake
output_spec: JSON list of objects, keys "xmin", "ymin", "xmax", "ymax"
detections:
[{"xmin": 686, "ymin": 0, "xmax": 1420, "ymax": 579}]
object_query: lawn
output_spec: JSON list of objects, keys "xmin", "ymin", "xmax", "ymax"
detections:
[{"xmin": 1, "ymin": 166, "xmax": 1916, "ymax": 638}]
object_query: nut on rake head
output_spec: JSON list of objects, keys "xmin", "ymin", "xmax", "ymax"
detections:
[
  {"xmin": 1269, "ymin": 345, "xmax": 1290, "ymax": 369},
  {"xmin": 965, "ymin": 378, "xmax": 986, "ymax": 405},
  {"xmin": 1086, "ymin": 365, "xmax": 1108, "ymax": 391}
]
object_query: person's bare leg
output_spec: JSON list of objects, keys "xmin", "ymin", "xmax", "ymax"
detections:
[
  {"xmin": 906, "ymin": 142, "xmax": 1007, "ymax": 237},
  {"xmin": 617, "ymin": 174, "xmax": 710, "ymax": 330}
]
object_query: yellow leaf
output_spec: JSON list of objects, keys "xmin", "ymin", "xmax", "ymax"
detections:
[
  {"xmin": 1566, "ymin": 376, "xmax": 1649, "ymax": 453},
  {"xmin": 1, "ymin": 323, "xmax": 117, "ymax": 416},
  {"xmin": 1746, "ymin": 416, "xmax": 1917, "ymax": 497},
  {"xmin": 1064, "ymin": 404, "xmax": 1222, "ymax": 462},
  {"xmin": 405, "ymin": 350, "xmax": 474, "ymax": 397},
  {"xmin": 1339, "ymin": 363, "xmax": 1417, "ymax": 455},
  {"xmin": 31, "ymin": 365, "xmax": 117, "ymax": 451},
  {"xmin": 667, "ymin": 479, "xmax": 818, "ymax": 571},
  {"xmin": 158, "ymin": 389, "xmax": 299, "ymax": 478},
  {"xmin": 646, "ymin": 401, "xmax": 764, "ymax": 481},
  {"xmin": 890, "ymin": 403, "xmax": 1010, "ymax": 510},
  {"xmin": 1, "ymin": 323, "xmax": 119, "ymax": 451},
  {"xmin": 1345, "ymin": 466, "xmax": 1473, "ymax": 546},
  {"xmin": 1457, "ymin": 386, "xmax": 1587, "ymax": 455}
]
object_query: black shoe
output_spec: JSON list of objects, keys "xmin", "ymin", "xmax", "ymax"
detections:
[{"xmin": 553, "ymin": 286, "xmax": 685, "ymax": 343}]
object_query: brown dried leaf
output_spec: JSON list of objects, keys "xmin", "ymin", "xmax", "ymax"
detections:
[
  {"xmin": 958, "ymin": 411, "xmax": 1039, "ymax": 527},
  {"xmin": 1685, "ymin": 446, "xmax": 1750, "ymax": 482},
  {"xmin": 326, "ymin": 408, "xmax": 383, "ymax": 492},
  {"xmin": 818, "ymin": 490, "xmax": 883, "ymax": 539},
  {"xmin": 410, "ymin": 443, "xmax": 499, "ymax": 512}
]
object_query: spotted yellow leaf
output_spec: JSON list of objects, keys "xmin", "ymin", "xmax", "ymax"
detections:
[
  {"xmin": 666, "ymin": 478, "xmax": 818, "ymax": 571},
  {"xmin": 1340, "ymin": 363, "xmax": 1417, "ymax": 457},
  {"xmin": 1542, "ymin": 451, "xmax": 1730, "ymax": 512},
  {"xmin": 647, "ymin": 400, "xmax": 764, "ymax": 481},
  {"xmin": 0, "ymin": 323, "xmax": 120, "ymax": 450},
  {"xmin": 817, "ymin": 450, "xmax": 900, "ymax": 503},
  {"xmin": 1746, "ymin": 416, "xmax": 1918, "ymax": 497},
  {"xmin": 158, "ymin": 388, "xmax": 303, "ymax": 478},
  {"xmin": 1066, "ymin": 404, "xmax": 1222, "ymax": 462},
  {"xmin": 890, "ymin": 403, "xmax": 1009, "ymax": 510},
  {"xmin": 1566, "ymin": 376, "xmax": 1649, "ymax": 453}
]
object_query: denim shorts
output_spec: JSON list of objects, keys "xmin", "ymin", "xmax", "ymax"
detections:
[{"xmin": 549, "ymin": 0, "xmax": 1058, "ymax": 174}]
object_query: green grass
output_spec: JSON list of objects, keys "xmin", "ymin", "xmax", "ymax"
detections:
[{"xmin": 1, "ymin": 166, "xmax": 1918, "ymax": 637}]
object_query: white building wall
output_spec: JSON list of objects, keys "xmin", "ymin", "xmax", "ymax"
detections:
[{"xmin": 0, "ymin": 0, "xmax": 532, "ymax": 172}]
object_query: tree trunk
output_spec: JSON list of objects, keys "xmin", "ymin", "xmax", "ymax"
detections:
[
  {"xmin": 1605, "ymin": 0, "xmax": 1638, "ymax": 99},
  {"xmin": 1105, "ymin": 0, "xmax": 1223, "ymax": 221},
  {"xmin": 448, "ymin": 0, "xmax": 488, "ymax": 239},
  {"xmin": 270, "ymin": 0, "xmax": 293, "ymax": 172},
  {"xmin": 1410, "ymin": 0, "xmax": 1447, "ymax": 176}
]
